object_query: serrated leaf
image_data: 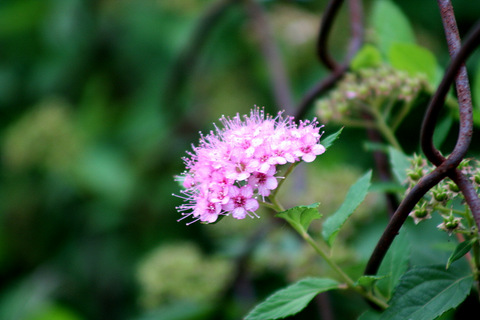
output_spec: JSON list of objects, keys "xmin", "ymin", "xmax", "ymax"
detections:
[
  {"xmin": 322, "ymin": 127, "xmax": 343, "ymax": 150},
  {"xmin": 388, "ymin": 146, "xmax": 410, "ymax": 184},
  {"xmin": 351, "ymin": 44, "xmax": 383, "ymax": 71},
  {"xmin": 446, "ymin": 239, "xmax": 475, "ymax": 269},
  {"xmin": 388, "ymin": 43, "xmax": 438, "ymax": 85},
  {"xmin": 380, "ymin": 265, "xmax": 473, "ymax": 320},
  {"xmin": 371, "ymin": 0, "xmax": 415, "ymax": 56},
  {"xmin": 276, "ymin": 203, "xmax": 321, "ymax": 235},
  {"xmin": 376, "ymin": 231, "xmax": 410, "ymax": 299},
  {"xmin": 245, "ymin": 278, "xmax": 340, "ymax": 320},
  {"xmin": 322, "ymin": 171, "xmax": 372, "ymax": 246}
]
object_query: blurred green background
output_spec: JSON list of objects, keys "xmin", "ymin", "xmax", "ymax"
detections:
[{"xmin": 0, "ymin": 0, "xmax": 479, "ymax": 319}]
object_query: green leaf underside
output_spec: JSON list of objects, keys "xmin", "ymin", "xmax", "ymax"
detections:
[
  {"xmin": 388, "ymin": 42, "xmax": 437, "ymax": 84},
  {"xmin": 322, "ymin": 127, "xmax": 343, "ymax": 150},
  {"xmin": 322, "ymin": 170, "xmax": 372, "ymax": 246},
  {"xmin": 276, "ymin": 203, "xmax": 321, "ymax": 234},
  {"xmin": 446, "ymin": 239, "xmax": 475, "ymax": 269},
  {"xmin": 245, "ymin": 278, "xmax": 340, "ymax": 320},
  {"xmin": 388, "ymin": 146, "xmax": 410, "ymax": 184},
  {"xmin": 371, "ymin": 0, "xmax": 415, "ymax": 56},
  {"xmin": 377, "ymin": 231, "xmax": 410, "ymax": 299},
  {"xmin": 380, "ymin": 265, "xmax": 473, "ymax": 320}
]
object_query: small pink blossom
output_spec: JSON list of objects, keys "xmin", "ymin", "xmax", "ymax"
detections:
[
  {"xmin": 174, "ymin": 107, "xmax": 326, "ymax": 224},
  {"xmin": 223, "ymin": 185, "xmax": 259, "ymax": 219},
  {"xmin": 248, "ymin": 166, "xmax": 278, "ymax": 197}
]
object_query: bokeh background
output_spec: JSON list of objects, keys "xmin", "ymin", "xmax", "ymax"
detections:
[{"xmin": 1, "ymin": 0, "xmax": 480, "ymax": 319}]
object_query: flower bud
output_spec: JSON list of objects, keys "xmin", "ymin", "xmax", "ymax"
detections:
[{"xmin": 447, "ymin": 181, "xmax": 459, "ymax": 193}]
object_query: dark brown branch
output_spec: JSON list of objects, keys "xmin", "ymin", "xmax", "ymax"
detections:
[
  {"xmin": 421, "ymin": 1, "xmax": 480, "ymax": 230},
  {"xmin": 296, "ymin": 0, "xmax": 363, "ymax": 119},
  {"xmin": 366, "ymin": 19, "xmax": 480, "ymax": 276},
  {"xmin": 244, "ymin": 0, "xmax": 294, "ymax": 114},
  {"xmin": 317, "ymin": 0, "xmax": 345, "ymax": 71},
  {"xmin": 295, "ymin": 66, "xmax": 347, "ymax": 119}
]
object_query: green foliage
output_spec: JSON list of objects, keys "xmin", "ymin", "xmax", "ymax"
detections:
[
  {"xmin": 388, "ymin": 147, "xmax": 410, "ymax": 184},
  {"xmin": 322, "ymin": 171, "xmax": 372, "ymax": 246},
  {"xmin": 376, "ymin": 231, "xmax": 410, "ymax": 299},
  {"xmin": 380, "ymin": 265, "xmax": 473, "ymax": 320},
  {"xmin": 472, "ymin": 61, "xmax": 480, "ymax": 126},
  {"xmin": 358, "ymin": 310, "xmax": 381, "ymax": 320},
  {"xmin": 351, "ymin": 45, "xmax": 383, "ymax": 71},
  {"xmin": 245, "ymin": 278, "xmax": 340, "ymax": 320},
  {"xmin": 322, "ymin": 127, "xmax": 344, "ymax": 150},
  {"xmin": 2, "ymin": 0, "xmax": 480, "ymax": 319},
  {"xmin": 371, "ymin": 0, "xmax": 415, "ymax": 56},
  {"xmin": 433, "ymin": 115, "xmax": 453, "ymax": 149},
  {"xmin": 388, "ymin": 43, "xmax": 438, "ymax": 85},
  {"xmin": 355, "ymin": 275, "xmax": 386, "ymax": 291},
  {"xmin": 446, "ymin": 239, "xmax": 475, "ymax": 269},
  {"xmin": 276, "ymin": 203, "xmax": 321, "ymax": 235}
]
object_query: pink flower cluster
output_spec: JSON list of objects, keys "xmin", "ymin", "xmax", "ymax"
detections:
[{"xmin": 175, "ymin": 107, "xmax": 326, "ymax": 224}]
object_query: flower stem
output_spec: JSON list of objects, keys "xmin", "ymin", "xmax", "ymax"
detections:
[
  {"xmin": 299, "ymin": 226, "xmax": 389, "ymax": 310},
  {"xmin": 263, "ymin": 194, "xmax": 389, "ymax": 310},
  {"xmin": 271, "ymin": 162, "xmax": 299, "ymax": 198},
  {"xmin": 370, "ymin": 107, "xmax": 403, "ymax": 151}
]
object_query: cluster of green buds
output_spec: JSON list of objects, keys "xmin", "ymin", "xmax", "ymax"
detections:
[
  {"xmin": 315, "ymin": 65, "xmax": 430, "ymax": 130},
  {"xmin": 406, "ymin": 155, "xmax": 480, "ymax": 235}
]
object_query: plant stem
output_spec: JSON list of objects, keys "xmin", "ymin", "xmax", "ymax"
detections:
[
  {"xmin": 263, "ymin": 193, "xmax": 389, "ymax": 310},
  {"xmin": 370, "ymin": 107, "xmax": 403, "ymax": 151},
  {"xmin": 270, "ymin": 163, "xmax": 299, "ymax": 198},
  {"xmin": 300, "ymin": 228, "xmax": 389, "ymax": 310}
]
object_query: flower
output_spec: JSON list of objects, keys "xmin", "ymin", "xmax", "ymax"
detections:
[{"xmin": 174, "ymin": 107, "xmax": 325, "ymax": 224}]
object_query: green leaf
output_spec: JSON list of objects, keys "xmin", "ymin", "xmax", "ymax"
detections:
[
  {"xmin": 371, "ymin": 0, "xmax": 415, "ymax": 56},
  {"xmin": 351, "ymin": 44, "xmax": 383, "ymax": 71},
  {"xmin": 358, "ymin": 310, "xmax": 382, "ymax": 320},
  {"xmin": 380, "ymin": 265, "xmax": 473, "ymax": 320},
  {"xmin": 322, "ymin": 127, "xmax": 343, "ymax": 150},
  {"xmin": 245, "ymin": 278, "xmax": 340, "ymax": 320},
  {"xmin": 472, "ymin": 61, "xmax": 480, "ymax": 126},
  {"xmin": 446, "ymin": 239, "xmax": 475, "ymax": 269},
  {"xmin": 363, "ymin": 141, "xmax": 390, "ymax": 153},
  {"xmin": 322, "ymin": 171, "xmax": 372, "ymax": 246},
  {"xmin": 376, "ymin": 231, "xmax": 410, "ymax": 299},
  {"xmin": 433, "ymin": 115, "xmax": 453, "ymax": 149},
  {"xmin": 276, "ymin": 203, "xmax": 321, "ymax": 235},
  {"xmin": 388, "ymin": 43, "xmax": 438, "ymax": 84},
  {"xmin": 388, "ymin": 146, "xmax": 410, "ymax": 184},
  {"xmin": 369, "ymin": 182, "xmax": 404, "ymax": 194},
  {"xmin": 355, "ymin": 275, "xmax": 386, "ymax": 290}
]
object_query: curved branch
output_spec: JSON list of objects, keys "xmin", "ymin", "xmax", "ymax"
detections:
[
  {"xmin": 366, "ymin": 19, "xmax": 480, "ymax": 276},
  {"xmin": 296, "ymin": 0, "xmax": 363, "ymax": 118},
  {"xmin": 317, "ymin": 0, "xmax": 344, "ymax": 71}
]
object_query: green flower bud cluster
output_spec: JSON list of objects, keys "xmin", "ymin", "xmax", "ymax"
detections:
[
  {"xmin": 405, "ymin": 155, "xmax": 480, "ymax": 234},
  {"xmin": 315, "ymin": 65, "xmax": 429, "ymax": 125},
  {"xmin": 136, "ymin": 242, "xmax": 233, "ymax": 309}
]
